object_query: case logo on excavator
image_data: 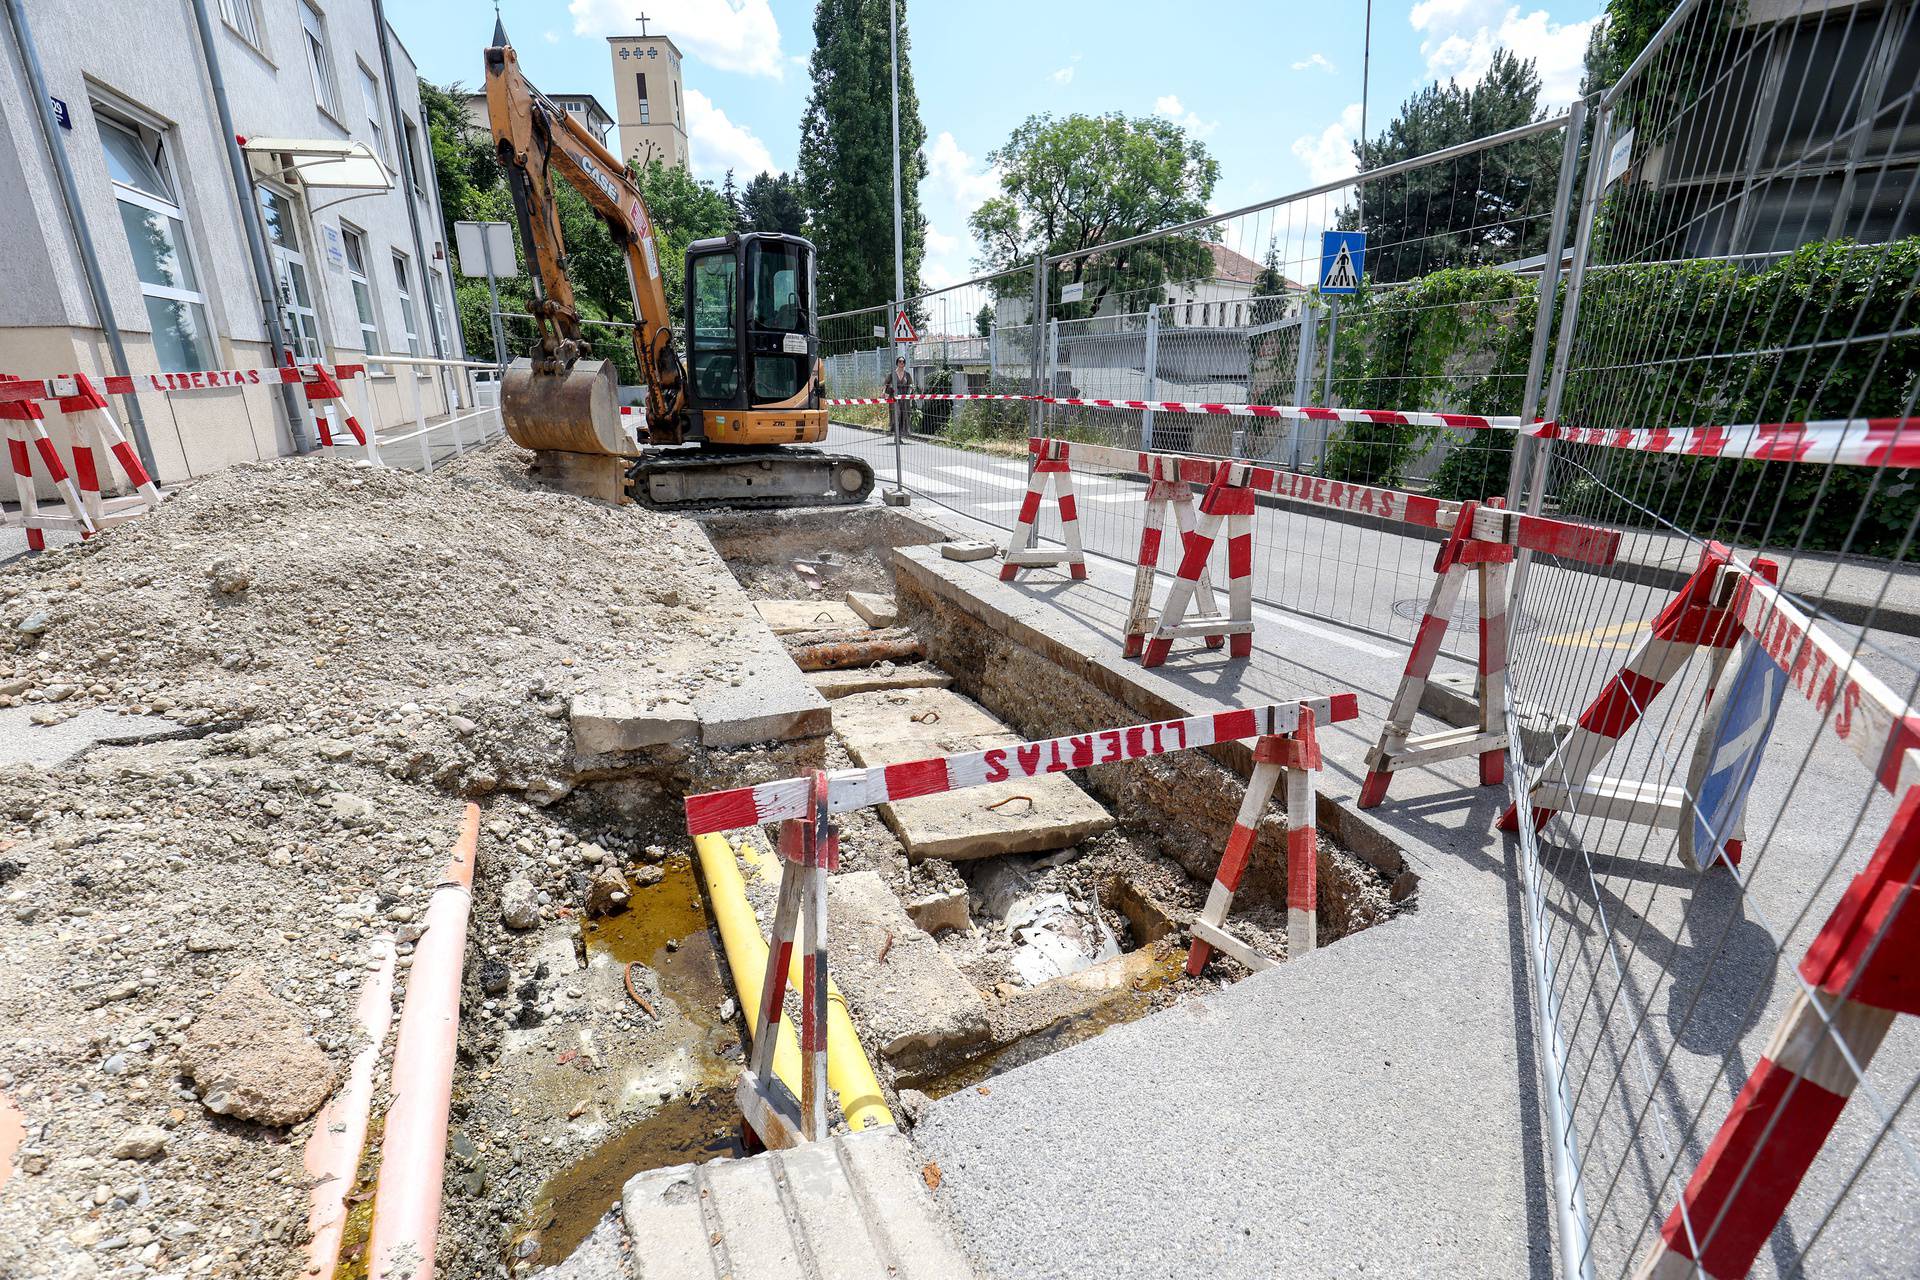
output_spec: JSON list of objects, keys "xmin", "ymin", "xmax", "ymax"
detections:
[{"xmin": 579, "ymin": 157, "xmax": 622, "ymax": 207}]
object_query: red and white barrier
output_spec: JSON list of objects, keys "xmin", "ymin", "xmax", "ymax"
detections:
[
  {"xmin": 1632, "ymin": 777, "xmax": 1920, "ymax": 1280},
  {"xmin": 1000, "ymin": 437, "xmax": 1084, "ymax": 582},
  {"xmin": 738, "ymin": 771, "xmax": 837, "ymax": 1151},
  {"xmin": 1359, "ymin": 500, "xmax": 1514, "ymax": 808},
  {"xmin": 1139, "ymin": 460, "xmax": 1256, "ymax": 669},
  {"xmin": 1498, "ymin": 543, "xmax": 1774, "ymax": 844},
  {"xmin": 1124, "ymin": 454, "xmax": 1222, "ymax": 658},
  {"xmin": 684, "ymin": 694, "xmax": 1360, "ymax": 835},
  {"xmin": 0, "ymin": 380, "xmax": 97, "ymax": 550},
  {"xmin": 1187, "ymin": 705, "xmax": 1323, "ymax": 974},
  {"xmin": 288, "ymin": 356, "xmax": 380, "ymax": 465}
]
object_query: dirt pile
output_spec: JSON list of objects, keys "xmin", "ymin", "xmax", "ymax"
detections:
[{"xmin": 0, "ymin": 448, "xmax": 735, "ymax": 1278}]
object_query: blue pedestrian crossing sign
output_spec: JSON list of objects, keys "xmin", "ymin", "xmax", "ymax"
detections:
[
  {"xmin": 1319, "ymin": 231, "xmax": 1366, "ymax": 294},
  {"xmin": 1684, "ymin": 640, "xmax": 1788, "ymax": 870}
]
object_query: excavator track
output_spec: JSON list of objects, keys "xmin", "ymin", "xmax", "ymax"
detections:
[{"xmin": 628, "ymin": 446, "xmax": 877, "ymax": 511}]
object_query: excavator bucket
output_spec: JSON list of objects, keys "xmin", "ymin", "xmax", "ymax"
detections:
[{"xmin": 499, "ymin": 358, "xmax": 635, "ymax": 457}]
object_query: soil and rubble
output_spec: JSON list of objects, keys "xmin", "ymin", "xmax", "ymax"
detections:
[{"xmin": 0, "ymin": 447, "xmax": 754, "ymax": 1280}]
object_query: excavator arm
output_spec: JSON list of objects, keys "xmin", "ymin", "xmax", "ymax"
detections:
[{"xmin": 483, "ymin": 36, "xmax": 686, "ymax": 445}]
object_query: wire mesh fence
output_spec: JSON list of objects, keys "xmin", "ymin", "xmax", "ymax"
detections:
[{"xmin": 1501, "ymin": 2, "xmax": 1920, "ymax": 1276}]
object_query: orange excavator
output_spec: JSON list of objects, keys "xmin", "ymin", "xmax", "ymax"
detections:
[{"xmin": 483, "ymin": 24, "xmax": 873, "ymax": 507}]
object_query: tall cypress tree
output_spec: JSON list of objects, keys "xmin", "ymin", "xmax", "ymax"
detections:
[{"xmin": 799, "ymin": 0, "xmax": 926, "ymax": 314}]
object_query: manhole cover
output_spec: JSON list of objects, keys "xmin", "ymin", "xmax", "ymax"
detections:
[{"xmin": 1390, "ymin": 596, "xmax": 1539, "ymax": 635}]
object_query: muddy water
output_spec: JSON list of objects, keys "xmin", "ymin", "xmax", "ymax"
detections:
[{"xmin": 511, "ymin": 854, "xmax": 746, "ymax": 1268}]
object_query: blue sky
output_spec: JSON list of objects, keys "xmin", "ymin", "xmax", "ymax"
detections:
[{"xmin": 396, "ymin": 1, "xmax": 1603, "ymax": 287}]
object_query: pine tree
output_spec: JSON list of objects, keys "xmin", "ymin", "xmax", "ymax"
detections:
[
  {"xmin": 974, "ymin": 302, "xmax": 994, "ymax": 337},
  {"xmin": 799, "ymin": 0, "xmax": 926, "ymax": 313},
  {"xmin": 1341, "ymin": 49, "xmax": 1557, "ymax": 282},
  {"xmin": 720, "ymin": 169, "xmax": 743, "ymax": 230},
  {"xmin": 740, "ymin": 171, "xmax": 810, "ymax": 236}
]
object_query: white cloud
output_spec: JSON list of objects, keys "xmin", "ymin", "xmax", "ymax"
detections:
[
  {"xmin": 684, "ymin": 88, "xmax": 772, "ymax": 179},
  {"xmin": 924, "ymin": 225, "xmax": 960, "ymax": 257},
  {"xmin": 1291, "ymin": 102, "xmax": 1363, "ymax": 185},
  {"xmin": 1049, "ymin": 53, "xmax": 1081, "ymax": 85},
  {"xmin": 926, "ymin": 131, "xmax": 1002, "ymax": 215},
  {"xmin": 1153, "ymin": 94, "xmax": 1217, "ymax": 138},
  {"xmin": 568, "ymin": 0, "xmax": 787, "ymax": 80},
  {"xmin": 1408, "ymin": 1, "xmax": 1597, "ymax": 105},
  {"xmin": 543, "ymin": 30, "xmax": 561, "ymax": 44},
  {"xmin": 1292, "ymin": 52, "xmax": 1335, "ymax": 73}
]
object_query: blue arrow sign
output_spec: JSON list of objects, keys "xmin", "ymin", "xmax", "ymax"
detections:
[
  {"xmin": 1689, "ymin": 641, "xmax": 1787, "ymax": 869},
  {"xmin": 1319, "ymin": 231, "xmax": 1366, "ymax": 294}
]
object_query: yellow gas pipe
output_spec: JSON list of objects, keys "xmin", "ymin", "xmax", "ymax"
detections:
[{"xmin": 692, "ymin": 833, "xmax": 893, "ymax": 1131}]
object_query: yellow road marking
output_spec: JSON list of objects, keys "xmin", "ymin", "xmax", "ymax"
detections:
[{"xmin": 1543, "ymin": 618, "xmax": 1648, "ymax": 650}]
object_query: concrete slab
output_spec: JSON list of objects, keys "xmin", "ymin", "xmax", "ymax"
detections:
[
  {"xmin": 807, "ymin": 664, "xmax": 953, "ymax": 700},
  {"xmin": 0, "ymin": 705, "xmax": 190, "ymax": 769},
  {"xmin": 755, "ymin": 599, "xmax": 864, "ymax": 635},
  {"xmin": 619, "ymin": 1127, "xmax": 979, "ymax": 1280},
  {"xmin": 832, "ymin": 689, "xmax": 1114, "ymax": 860},
  {"xmin": 826, "ymin": 871, "xmax": 990, "ymax": 1072},
  {"xmin": 846, "ymin": 591, "xmax": 899, "ymax": 627}
]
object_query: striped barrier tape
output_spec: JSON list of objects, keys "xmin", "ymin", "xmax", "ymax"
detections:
[
  {"xmin": 684, "ymin": 694, "xmax": 1360, "ymax": 835},
  {"xmin": 1536, "ymin": 417, "xmax": 1920, "ymax": 469},
  {"xmin": 1044, "ymin": 438, "xmax": 1621, "ymax": 566},
  {"xmin": 0, "ymin": 362, "xmax": 370, "ymax": 404},
  {"xmin": 1047, "ymin": 397, "xmax": 1527, "ymax": 430}
]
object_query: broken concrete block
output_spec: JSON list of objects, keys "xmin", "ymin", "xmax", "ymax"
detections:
[
  {"xmin": 939, "ymin": 540, "xmax": 997, "ymax": 562},
  {"xmin": 833, "ymin": 690, "xmax": 1114, "ymax": 861},
  {"xmin": 905, "ymin": 886, "xmax": 971, "ymax": 936},
  {"xmin": 827, "ymin": 872, "xmax": 989, "ymax": 1072},
  {"xmin": 754, "ymin": 599, "xmax": 863, "ymax": 635},
  {"xmin": 179, "ymin": 969, "xmax": 338, "ymax": 1127},
  {"xmin": 845, "ymin": 591, "xmax": 899, "ymax": 628},
  {"xmin": 807, "ymin": 664, "xmax": 953, "ymax": 700},
  {"xmin": 569, "ymin": 690, "xmax": 698, "ymax": 756}
]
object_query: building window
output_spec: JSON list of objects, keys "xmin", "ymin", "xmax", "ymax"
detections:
[
  {"xmin": 302, "ymin": 3, "xmax": 341, "ymax": 118},
  {"xmin": 392, "ymin": 251, "xmax": 420, "ymax": 357},
  {"xmin": 402, "ymin": 119, "xmax": 426, "ymax": 188},
  {"xmin": 636, "ymin": 73, "xmax": 650, "ymax": 125},
  {"xmin": 217, "ymin": 0, "xmax": 262, "ymax": 48},
  {"xmin": 340, "ymin": 223, "xmax": 381, "ymax": 367},
  {"xmin": 96, "ymin": 111, "xmax": 216, "ymax": 372},
  {"xmin": 359, "ymin": 66, "xmax": 387, "ymax": 164}
]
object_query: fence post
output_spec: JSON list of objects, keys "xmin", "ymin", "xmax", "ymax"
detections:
[
  {"xmin": 1322, "ymin": 298, "xmax": 1339, "ymax": 407},
  {"xmin": 1507, "ymin": 97, "xmax": 1586, "ymax": 512},
  {"xmin": 1142, "ymin": 304, "xmax": 1160, "ymax": 451},
  {"xmin": 1289, "ymin": 304, "xmax": 1317, "ymax": 471},
  {"xmin": 1046, "ymin": 318, "xmax": 1060, "ymax": 402},
  {"xmin": 1508, "ymin": 98, "xmax": 1606, "ymax": 625},
  {"xmin": 988, "ymin": 321, "xmax": 998, "ymax": 385},
  {"xmin": 1029, "ymin": 253, "xmax": 1047, "ymax": 441}
]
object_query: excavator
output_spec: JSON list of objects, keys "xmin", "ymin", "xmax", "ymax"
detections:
[{"xmin": 482, "ymin": 26, "xmax": 874, "ymax": 508}]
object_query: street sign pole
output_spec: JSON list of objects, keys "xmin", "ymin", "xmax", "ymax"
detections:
[
  {"xmin": 886, "ymin": 0, "xmax": 909, "ymax": 505},
  {"xmin": 480, "ymin": 234, "xmax": 507, "ymax": 372}
]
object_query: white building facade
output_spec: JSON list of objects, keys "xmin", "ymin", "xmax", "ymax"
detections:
[{"xmin": 0, "ymin": 0, "xmax": 462, "ymax": 484}]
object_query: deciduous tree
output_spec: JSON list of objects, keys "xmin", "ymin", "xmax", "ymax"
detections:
[{"xmin": 969, "ymin": 112, "xmax": 1218, "ymax": 314}]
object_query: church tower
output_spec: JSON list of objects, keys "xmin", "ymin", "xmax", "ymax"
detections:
[{"xmin": 609, "ymin": 18, "xmax": 689, "ymax": 172}]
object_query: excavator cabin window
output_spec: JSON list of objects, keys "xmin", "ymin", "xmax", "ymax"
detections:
[
  {"xmin": 746, "ymin": 239, "xmax": 810, "ymax": 402},
  {"xmin": 684, "ymin": 233, "xmax": 816, "ymax": 412},
  {"xmin": 689, "ymin": 252, "xmax": 739, "ymax": 403}
]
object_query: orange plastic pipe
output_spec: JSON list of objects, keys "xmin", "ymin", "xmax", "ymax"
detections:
[
  {"xmin": 302, "ymin": 933, "xmax": 396, "ymax": 1276},
  {"xmin": 369, "ymin": 804, "xmax": 479, "ymax": 1280},
  {"xmin": 0, "ymin": 1089, "xmax": 24, "ymax": 1193}
]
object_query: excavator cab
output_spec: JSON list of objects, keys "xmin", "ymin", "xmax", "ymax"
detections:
[{"xmin": 684, "ymin": 232, "xmax": 826, "ymax": 446}]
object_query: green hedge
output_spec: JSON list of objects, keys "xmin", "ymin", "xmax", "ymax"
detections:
[
  {"xmin": 1557, "ymin": 238, "xmax": 1920, "ymax": 556},
  {"xmin": 1322, "ymin": 266, "xmax": 1536, "ymax": 495},
  {"xmin": 1318, "ymin": 239, "xmax": 1920, "ymax": 556}
]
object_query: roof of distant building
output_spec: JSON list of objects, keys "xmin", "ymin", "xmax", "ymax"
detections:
[{"xmin": 1206, "ymin": 242, "xmax": 1264, "ymax": 284}]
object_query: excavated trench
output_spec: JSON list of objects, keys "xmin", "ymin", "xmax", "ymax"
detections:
[{"xmin": 491, "ymin": 502, "xmax": 1413, "ymax": 1277}]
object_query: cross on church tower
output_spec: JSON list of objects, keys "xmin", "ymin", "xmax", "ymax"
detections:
[{"xmin": 635, "ymin": 12, "xmax": 650, "ymax": 36}]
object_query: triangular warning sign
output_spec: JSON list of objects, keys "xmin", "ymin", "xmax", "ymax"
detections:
[
  {"xmin": 1323, "ymin": 244, "xmax": 1358, "ymax": 292},
  {"xmin": 892, "ymin": 309, "xmax": 918, "ymax": 342}
]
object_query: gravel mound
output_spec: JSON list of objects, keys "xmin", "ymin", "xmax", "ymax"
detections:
[{"xmin": 0, "ymin": 447, "xmax": 725, "ymax": 1278}]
